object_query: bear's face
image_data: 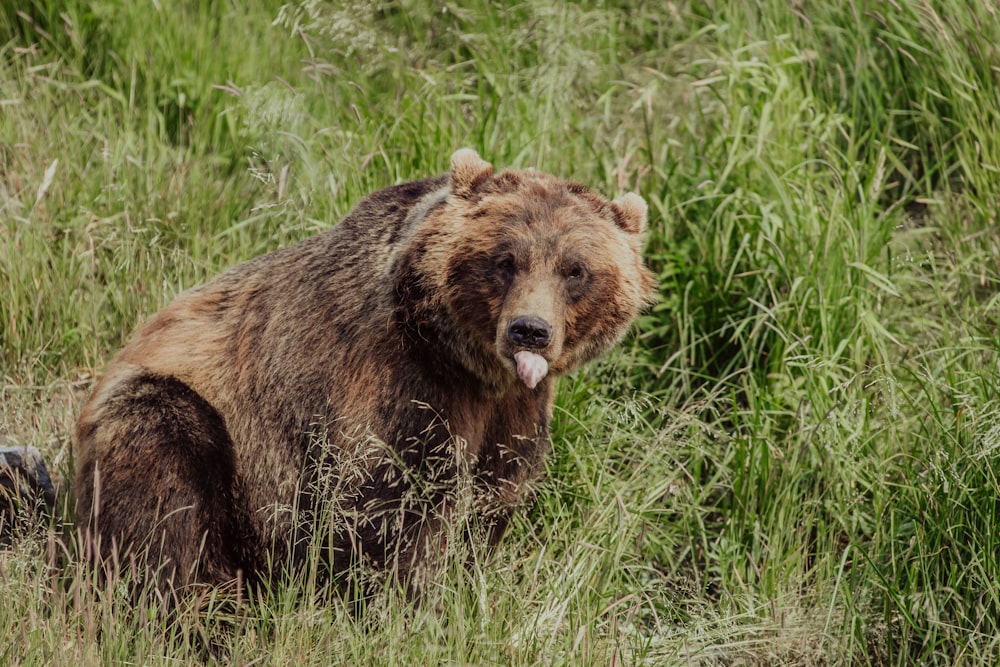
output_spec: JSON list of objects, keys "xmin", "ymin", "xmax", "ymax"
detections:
[{"xmin": 403, "ymin": 150, "xmax": 656, "ymax": 390}]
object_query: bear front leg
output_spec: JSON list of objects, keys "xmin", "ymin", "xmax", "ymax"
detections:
[
  {"xmin": 473, "ymin": 425, "xmax": 551, "ymax": 548},
  {"xmin": 315, "ymin": 431, "xmax": 464, "ymax": 600}
]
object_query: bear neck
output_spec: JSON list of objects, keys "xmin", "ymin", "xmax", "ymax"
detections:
[{"xmin": 391, "ymin": 282, "xmax": 515, "ymax": 395}]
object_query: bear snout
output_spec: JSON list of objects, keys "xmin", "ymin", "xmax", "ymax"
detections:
[{"xmin": 507, "ymin": 316, "xmax": 553, "ymax": 350}]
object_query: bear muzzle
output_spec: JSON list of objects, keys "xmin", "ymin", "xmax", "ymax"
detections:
[
  {"xmin": 506, "ymin": 316, "xmax": 554, "ymax": 389},
  {"xmin": 507, "ymin": 315, "xmax": 553, "ymax": 350}
]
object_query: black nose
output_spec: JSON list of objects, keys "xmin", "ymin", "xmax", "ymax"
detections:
[{"xmin": 507, "ymin": 316, "xmax": 553, "ymax": 349}]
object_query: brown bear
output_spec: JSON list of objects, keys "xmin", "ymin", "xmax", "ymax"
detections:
[{"xmin": 74, "ymin": 149, "xmax": 655, "ymax": 597}]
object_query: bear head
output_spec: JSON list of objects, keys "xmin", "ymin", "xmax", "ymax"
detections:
[{"xmin": 396, "ymin": 148, "xmax": 657, "ymax": 391}]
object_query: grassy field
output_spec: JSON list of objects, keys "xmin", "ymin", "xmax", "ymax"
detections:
[{"xmin": 2, "ymin": 0, "xmax": 1000, "ymax": 664}]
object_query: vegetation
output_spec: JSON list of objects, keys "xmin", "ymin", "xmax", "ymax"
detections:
[{"xmin": 2, "ymin": 0, "xmax": 999, "ymax": 663}]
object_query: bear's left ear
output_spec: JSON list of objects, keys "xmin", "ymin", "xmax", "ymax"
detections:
[
  {"xmin": 450, "ymin": 148, "xmax": 493, "ymax": 199},
  {"xmin": 610, "ymin": 192, "xmax": 648, "ymax": 235}
]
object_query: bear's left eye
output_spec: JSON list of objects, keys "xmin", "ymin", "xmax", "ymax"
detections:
[{"xmin": 564, "ymin": 264, "xmax": 586, "ymax": 281}]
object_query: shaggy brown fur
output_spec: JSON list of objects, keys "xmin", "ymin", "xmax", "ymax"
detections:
[{"xmin": 74, "ymin": 149, "xmax": 655, "ymax": 596}]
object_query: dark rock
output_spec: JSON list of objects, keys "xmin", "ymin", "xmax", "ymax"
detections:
[{"xmin": 0, "ymin": 446, "xmax": 57, "ymax": 545}]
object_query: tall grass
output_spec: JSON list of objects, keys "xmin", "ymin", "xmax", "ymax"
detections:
[{"xmin": 2, "ymin": 0, "xmax": 1000, "ymax": 664}]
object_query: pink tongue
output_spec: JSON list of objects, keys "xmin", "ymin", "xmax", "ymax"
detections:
[{"xmin": 514, "ymin": 351, "xmax": 548, "ymax": 389}]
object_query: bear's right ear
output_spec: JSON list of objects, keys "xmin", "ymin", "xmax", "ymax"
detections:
[
  {"xmin": 610, "ymin": 192, "xmax": 648, "ymax": 235},
  {"xmin": 450, "ymin": 148, "xmax": 493, "ymax": 199}
]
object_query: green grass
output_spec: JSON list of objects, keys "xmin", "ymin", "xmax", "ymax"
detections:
[{"xmin": 2, "ymin": 0, "xmax": 1000, "ymax": 663}]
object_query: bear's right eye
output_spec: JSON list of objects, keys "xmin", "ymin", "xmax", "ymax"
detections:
[{"xmin": 496, "ymin": 255, "xmax": 516, "ymax": 275}]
